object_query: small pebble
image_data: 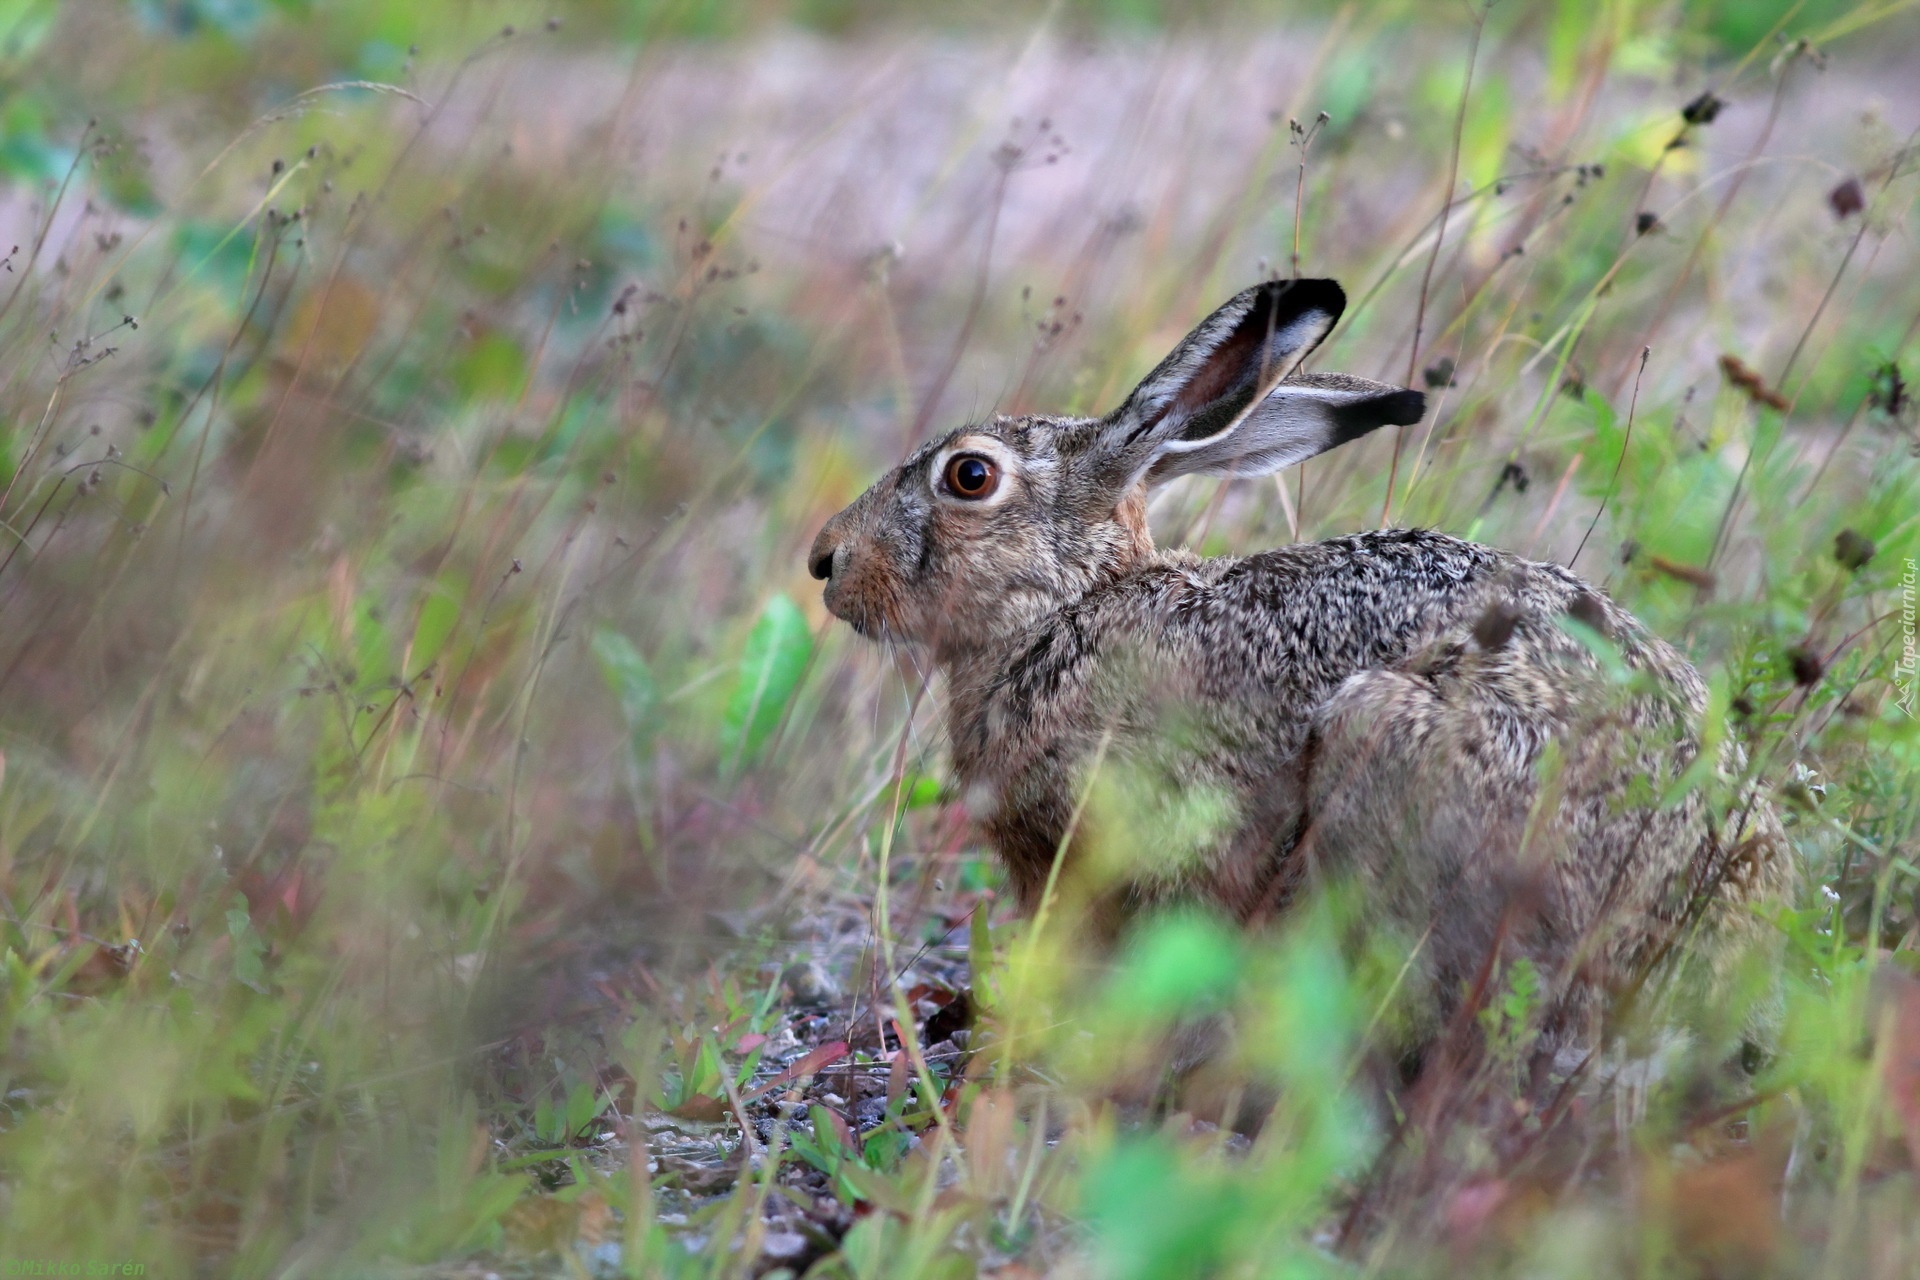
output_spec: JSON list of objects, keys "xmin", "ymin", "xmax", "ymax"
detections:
[{"xmin": 761, "ymin": 1230, "xmax": 809, "ymax": 1261}]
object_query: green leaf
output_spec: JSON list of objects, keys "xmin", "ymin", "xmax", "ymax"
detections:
[
  {"xmin": 1083, "ymin": 1137, "xmax": 1240, "ymax": 1280},
  {"xmin": 226, "ymin": 906, "xmax": 268, "ymax": 993},
  {"xmin": 969, "ymin": 900, "xmax": 994, "ymax": 1003},
  {"xmin": 533, "ymin": 1093, "xmax": 559, "ymax": 1143},
  {"xmin": 902, "ymin": 773, "xmax": 943, "ymax": 809},
  {"xmin": 0, "ymin": 2, "xmax": 56, "ymax": 59},
  {"xmin": 1112, "ymin": 912, "xmax": 1240, "ymax": 1020},
  {"xmin": 592, "ymin": 628, "xmax": 658, "ymax": 758},
  {"xmin": 688, "ymin": 1036, "xmax": 724, "ymax": 1099},
  {"xmin": 352, "ymin": 596, "xmax": 397, "ymax": 691},
  {"xmin": 564, "ymin": 1081, "xmax": 610, "ymax": 1138},
  {"xmin": 411, "ymin": 587, "xmax": 461, "ymax": 670},
  {"xmin": 450, "ymin": 331, "xmax": 526, "ymax": 403},
  {"xmin": 733, "ymin": 1042, "xmax": 766, "ymax": 1090},
  {"xmin": 861, "ymin": 1125, "xmax": 910, "ymax": 1171},
  {"xmin": 0, "ymin": 98, "xmax": 73, "ymax": 185},
  {"xmin": 720, "ymin": 594, "xmax": 812, "ymax": 768},
  {"xmin": 172, "ymin": 219, "xmax": 257, "ymax": 298},
  {"xmin": 0, "ymin": 130, "xmax": 74, "ymax": 186}
]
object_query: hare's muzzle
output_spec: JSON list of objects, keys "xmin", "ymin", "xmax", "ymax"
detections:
[
  {"xmin": 808, "ymin": 512, "xmax": 868, "ymax": 631},
  {"xmin": 808, "ymin": 500, "xmax": 899, "ymax": 639},
  {"xmin": 806, "ymin": 514, "xmax": 860, "ymax": 625}
]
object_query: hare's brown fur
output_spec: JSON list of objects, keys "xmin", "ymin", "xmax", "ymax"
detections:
[{"xmin": 811, "ymin": 279, "xmax": 1789, "ymax": 1047}]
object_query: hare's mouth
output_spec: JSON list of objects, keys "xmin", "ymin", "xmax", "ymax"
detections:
[
  {"xmin": 843, "ymin": 610, "xmax": 911, "ymax": 648},
  {"xmin": 821, "ymin": 583, "xmax": 893, "ymax": 643}
]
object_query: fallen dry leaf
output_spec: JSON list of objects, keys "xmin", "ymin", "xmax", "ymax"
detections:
[
  {"xmin": 742, "ymin": 1039, "xmax": 851, "ymax": 1102},
  {"xmin": 664, "ymin": 1093, "xmax": 729, "ymax": 1124}
]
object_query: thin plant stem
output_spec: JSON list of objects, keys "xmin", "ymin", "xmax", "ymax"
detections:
[
  {"xmin": 1570, "ymin": 346, "xmax": 1650, "ymax": 571},
  {"xmin": 1291, "ymin": 111, "xmax": 1329, "ymax": 279},
  {"xmin": 1386, "ymin": 0, "xmax": 1491, "ymax": 526}
]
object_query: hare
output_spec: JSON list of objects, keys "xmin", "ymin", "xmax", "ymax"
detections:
[{"xmin": 809, "ymin": 278, "xmax": 1788, "ymax": 1049}]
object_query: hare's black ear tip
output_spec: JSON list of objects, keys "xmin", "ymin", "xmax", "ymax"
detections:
[
  {"xmin": 1377, "ymin": 388, "xmax": 1426, "ymax": 426},
  {"xmin": 1262, "ymin": 276, "xmax": 1346, "ymax": 314},
  {"xmin": 1329, "ymin": 387, "xmax": 1426, "ymax": 448}
]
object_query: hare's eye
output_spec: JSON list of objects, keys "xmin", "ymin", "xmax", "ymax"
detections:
[{"xmin": 944, "ymin": 454, "xmax": 998, "ymax": 500}]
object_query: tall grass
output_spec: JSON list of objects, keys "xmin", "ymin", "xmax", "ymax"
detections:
[{"xmin": 0, "ymin": 0, "xmax": 1916, "ymax": 1275}]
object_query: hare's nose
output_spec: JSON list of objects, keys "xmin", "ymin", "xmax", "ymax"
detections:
[{"xmin": 808, "ymin": 525, "xmax": 842, "ymax": 581}]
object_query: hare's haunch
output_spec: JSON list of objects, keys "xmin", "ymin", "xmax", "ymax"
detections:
[{"xmin": 810, "ymin": 278, "xmax": 1788, "ymax": 1048}]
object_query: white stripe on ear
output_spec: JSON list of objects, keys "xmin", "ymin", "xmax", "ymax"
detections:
[
  {"xmin": 1152, "ymin": 357, "xmax": 1298, "ymax": 456},
  {"xmin": 1146, "ymin": 374, "xmax": 1426, "ymax": 485},
  {"xmin": 1090, "ymin": 279, "xmax": 1425, "ymax": 492}
]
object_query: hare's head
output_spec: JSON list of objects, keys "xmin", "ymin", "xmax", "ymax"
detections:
[{"xmin": 808, "ymin": 278, "xmax": 1424, "ymax": 656}]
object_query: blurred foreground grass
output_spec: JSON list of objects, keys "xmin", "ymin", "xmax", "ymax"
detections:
[{"xmin": 0, "ymin": 0, "xmax": 1918, "ymax": 1275}]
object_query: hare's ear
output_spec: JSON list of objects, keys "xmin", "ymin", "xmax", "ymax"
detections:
[
  {"xmin": 1091, "ymin": 278, "xmax": 1422, "ymax": 489},
  {"xmin": 1146, "ymin": 371, "xmax": 1425, "ymax": 485}
]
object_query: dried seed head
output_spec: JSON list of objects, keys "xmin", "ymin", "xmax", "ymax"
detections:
[
  {"xmin": 1868, "ymin": 362, "xmax": 1908, "ymax": 416},
  {"xmin": 1832, "ymin": 528, "xmax": 1875, "ymax": 571},
  {"xmin": 1828, "ymin": 178, "xmax": 1865, "ymax": 219},
  {"xmin": 1719, "ymin": 354, "xmax": 1789, "ymax": 411},
  {"xmin": 1681, "ymin": 91, "xmax": 1725, "ymax": 125},
  {"xmin": 1647, "ymin": 554, "xmax": 1717, "ymax": 593},
  {"xmin": 1787, "ymin": 645, "xmax": 1824, "ymax": 687}
]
